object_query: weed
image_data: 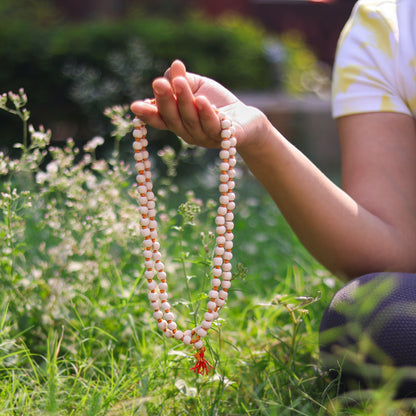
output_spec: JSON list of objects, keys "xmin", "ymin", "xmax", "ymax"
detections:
[{"xmin": 0, "ymin": 90, "xmax": 407, "ymax": 414}]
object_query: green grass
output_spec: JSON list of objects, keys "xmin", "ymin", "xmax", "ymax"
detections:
[{"xmin": 0, "ymin": 91, "xmax": 414, "ymax": 415}]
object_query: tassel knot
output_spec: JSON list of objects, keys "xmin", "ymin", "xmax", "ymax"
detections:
[{"xmin": 190, "ymin": 347, "xmax": 213, "ymax": 375}]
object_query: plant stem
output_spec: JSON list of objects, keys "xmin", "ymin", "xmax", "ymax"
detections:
[{"xmin": 179, "ymin": 227, "xmax": 196, "ymax": 323}]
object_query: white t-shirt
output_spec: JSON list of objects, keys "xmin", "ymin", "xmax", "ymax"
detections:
[{"xmin": 332, "ymin": 0, "xmax": 416, "ymax": 119}]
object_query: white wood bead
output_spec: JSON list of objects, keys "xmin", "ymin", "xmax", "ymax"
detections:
[
  {"xmin": 159, "ymin": 292, "xmax": 168, "ymax": 301},
  {"xmin": 225, "ymin": 222, "xmax": 234, "ymax": 231},
  {"xmin": 155, "ymin": 262, "xmax": 164, "ymax": 272},
  {"xmin": 223, "ymin": 251, "xmax": 233, "ymax": 261},
  {"xmin": 219, "ymin": 290, "xmax": 228, "ymax": 300},
  {"xmin": 214, "ymin": 246, "xmax": 225, "ymax": 256},
  {"xmin": 174, "ymin": 330, "xmax": 184, "ymax": 340},
  {"xmin": 143, "ymin": 249, "xmax": 152, "ymax": 258},
  {"xmin": 208, "ymin": 290, "xmax": 218, "ymax": 299},
  {"xmin": 204, "ymin": 312, "xmax": 214, "ymax": 321},
  {"xmin": 154, "ymin": 310, "xmax": 163, "ymax": 320},
  {"xmin": 216, "ymin": 226, "xmax": 226, "ymax": 235},
  {"xmin": 158, "ymin": 320, "xmax": 167, "ymax": 330},
  {"xmin": 221, "ymin": 139, "xmax": 231, "ymax": 149},
  {"xmin": 219, "ymin": 150, "xmax": 230, "ymax": 159},
  {"xmin": 144, "ymin": 260, "xmax": 153, "ymax": 269},
  {"xmin": 220, "ymin": 162, "xmax": 229, "ymax": 171},
  {"xmin": 147, "ymin": 280, "xmax": 156, "ymax": 290},
  {"xmin": 222, "ymin": 271, "xmax": 232, "ymax": 281},
  {"xmin": 211, "ymin": 278, "xmax": 221, "ymax": 287},
  {"xmin": 139, "ymin": 206, "xmax": 148, "ymax": 215},
  {"xmin": 216, "ymin": 236, "xmax": 226, "ymax": 245},
  {"xmin": 148, "ymin": 292, "xmax": 158, "ymax": 301},
  {"xmin": 212, "ymin": 268, "xmax": 222, "ymax": 277},
  {"xmin": 164, "ymin": 312, "xmax": 174, "ymax": 321},
  {"xmin": 168, "ymin": 322, "xmax": 177, "ymax": 331},
  {"xmin": 201, "ymin": 320, "xmax": 212, "ymax": 329},
  {"xmin": 215, "ymin": 298, "xmax": 225, "ymax": 307},
  {"xmin": 194, "ymin": 340, "xmax": 203, "ymax": 350},
  {"xmin": 152, "ymin": 251, "xmax": 162, "ymax": 261},
  {"xmin": 219, "ymin": 183, "xmax": 229, "ymax": 193},
  {"xmin": 207, "ymin": 301, "xmax": 217, "ymax": 311},
  {"xmin": 217, "ymin": 206, "xmax": 227, "ymax": 216},
  {"xmin": 225, "ymin": 232, "xmax": 234, "ymax": 241},
  {"xmin": 213, "ymin": 257, "xmax": 223, "ymax": 267},
  {"xmin": 196, "ymin": 327, "xmax": 207, "ymax": 338},
  {"xmin": 160, "ymin": 301, "xmax": 170, "ymax": 311},
  {"xmin": 219, "ymin": 195, "xmax": 229, "ymax": 205},
  {"xmin": 221, "ymin": 129, "xmax": 231, "ymax": 139},
  {"xmin": 225, "ymin": 212, "xmax": 234, "ymax": 221},
  {"xmin": 215, "ymin": 216, "xmax": 225, "ymax": 225},
  {"xmin": 221, "ymin": 119, "xmax": 231, "ymax": 129},
  {"xmin": 220, "ymin": 173, "xmax": 229, "ymax": 182},
  {"xmin": 143, "ymin": 239, "xmax": 152, "ymax": 247},
  {"xmin": 222, "ymin": 281, "xmax": 231, "ymax": 289}
]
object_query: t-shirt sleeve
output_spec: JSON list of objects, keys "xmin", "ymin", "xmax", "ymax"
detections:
[{"xmin": 331, "ymin": 0, "xmax": 411, "ymax": 118}]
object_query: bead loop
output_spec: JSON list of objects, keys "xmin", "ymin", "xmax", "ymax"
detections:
[{"xmin": 133, "ymin": 107, "xmax": 237, "ymax": 373}]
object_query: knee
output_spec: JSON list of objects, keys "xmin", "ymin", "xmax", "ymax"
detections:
[{"xmin": 319, "ymin": 272, "xmax": 416, "ymax": 398}]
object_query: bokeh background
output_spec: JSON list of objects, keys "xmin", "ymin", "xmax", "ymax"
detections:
[{"xmin": 0, "ymin": 0, "xmax": 356, "ymax": 173}]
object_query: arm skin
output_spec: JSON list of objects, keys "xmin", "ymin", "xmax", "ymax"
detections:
[{"xmin": 131, "ymin": 60, "xmax": 416, "ymax": 280}]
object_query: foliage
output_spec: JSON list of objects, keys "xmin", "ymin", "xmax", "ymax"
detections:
[
  {"xmin": 279, "ymin": 32, "xmax": 331, "ymax": 97},
  {"xmin": 0, "ymin": 8, "xmax": 329, "ymax": 153},
  {"xmin": 2, "ymin": 91, "xmax": 408, "ymax": 415}
]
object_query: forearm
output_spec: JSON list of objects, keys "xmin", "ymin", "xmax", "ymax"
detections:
[
  {"xmin": 238, "ymin": 118, "xmax": 415, "ymax": 280},
  {"xmin": 130, "ymin": 61, "xmax": 416, "ymax": 279}
]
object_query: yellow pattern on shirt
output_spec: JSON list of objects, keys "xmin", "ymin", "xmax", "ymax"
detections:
[{"xmin": 355, "ymin": 1, "xmax": 397, "ymax": 59}]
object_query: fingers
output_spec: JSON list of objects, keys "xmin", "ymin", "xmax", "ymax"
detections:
[
  {"xmin": 174, "ymin": 77, "xmax": 222, "ymax": 146},
  {"xmin": 130, "ymin": 99, "xmax": 167, "ymax": 130},
  {"xmin": 131, "ymin": 60, "xmax": 223, "ymax": 147},
  {"xmin": 153, "ymin": 77, "xmax": 181, "ymax": 130},
  {"xmin": 195, "ymin": 96, "xmax": 221, "ymax": 138},
  {"xmin": 173, "ymin": 76, "xmax": 199, "ymax": 131}
]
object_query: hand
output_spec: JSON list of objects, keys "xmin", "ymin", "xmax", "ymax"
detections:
[{"xmin": 130, "ymin": 60, "xmax": 266, "ymax": 150}]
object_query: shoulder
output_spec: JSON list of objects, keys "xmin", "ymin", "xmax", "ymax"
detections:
[
  {"xmin": 332, "ymin": 0, "xmax": 416, "ymax": 118},
  {"xmin": 338, "ymin": 0, "xmax": 399, "ymax": 50}
]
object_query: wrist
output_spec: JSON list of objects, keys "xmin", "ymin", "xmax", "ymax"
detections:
[{"xmin": 235, "ymin": 106, "xmax": 276, "ymax": 160}]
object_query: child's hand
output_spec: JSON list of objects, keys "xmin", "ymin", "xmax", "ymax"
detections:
[{"xmin": 130, "ymin": 60, "xmax": 266, "ymax": 151}]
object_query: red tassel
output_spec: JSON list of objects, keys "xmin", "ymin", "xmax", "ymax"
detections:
[{"xmin": 190, "ymin": 347, "xmax": 213, "ymax": 375}]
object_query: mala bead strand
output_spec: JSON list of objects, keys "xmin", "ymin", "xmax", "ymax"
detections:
[{"xmin": 133, "ymin": 109, "xmax": 237, "ymax": 375}]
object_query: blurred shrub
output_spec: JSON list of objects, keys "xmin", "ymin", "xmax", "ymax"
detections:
[{"xmin": 0, "ymin": 8, "xmax": 326, "ymax": 152}]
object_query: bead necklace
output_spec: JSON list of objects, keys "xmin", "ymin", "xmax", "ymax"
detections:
[{"xmin": 132, "ymin": 109, "xmax": 237, "ymax": 375}]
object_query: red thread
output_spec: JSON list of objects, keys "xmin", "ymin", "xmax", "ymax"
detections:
[{"xmin": 190, "ymin": 347, "xmax": 213, "ymax": 375}]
